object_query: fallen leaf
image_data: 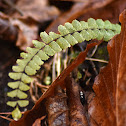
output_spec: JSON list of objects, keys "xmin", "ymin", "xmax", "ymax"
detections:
[
  {"xmin": 10, "ymin": 18, "xmax": 38, "ymax": 50},
  {"xmin": 11, "ymin": 0, "xmax": 60, "ymax": 23},
  {"xmin": 88, "ymin": 10, "xmax": 126, "ymax": 126},
  {"xmin": 46, "ymin": 0, "xmax": 114, "ymax": 33},
  {"xmin": 79, "ymin": 0, "xmax": 126, "ymax": 23}
]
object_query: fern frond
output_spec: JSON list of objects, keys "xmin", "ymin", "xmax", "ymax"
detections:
[{"xmin": 7, "ymin": 18, "xmax": 121, "ymax": 120}]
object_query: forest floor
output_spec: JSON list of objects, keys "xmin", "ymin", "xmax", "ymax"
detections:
[{"xmin": 0, "ymin": 0, "xmax": 126, "ymax": 125}]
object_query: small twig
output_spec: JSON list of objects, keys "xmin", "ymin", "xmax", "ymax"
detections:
[
  {"xmin": 35, "ymin": 82, "xmax": 39, "ymax": 99},
  {"xmin": 0, "ymin": 115, "xmax": 13, "ymax": 121},
  {"xmin": 57, "ymin": 52, "xmax": 61, "ymax": 76},
  {"xmin": 35, "ymin": 82, "xmax": 50, "ymax": 89},
  {"xmin": 0, "ymin": 112, "xmax": 12, "ymax": 115},
  {"xmin": 30, "ymin": 80, "xmax": 38, "ymax": 103},
  {"xmin": 52, "ymin": 55, "xmax": 56, "ymax": 82},
  {"xmin": 4, "ymin": 0, "xmax": 24, "ymax": 16},
  {"xmin": 89, "ymin": 45, "xmax": 98, "ymax": 57},
  {"xmin": 85, "ymin": 57, "xmax": 108, "ymax": 63},
  {"xmin": 90, "ymin": 60, "xmax": 98, "ymax": 75},
  {"xmin": 0, "ymin": 111, "xmax": 25, "ymax": 115},
  {"xmin": 85, "ymin": 77, "xmax": 91, "ymax": 85},
  {"xmin": 83, "ymin": 69, "xmax": 91, "ymax": 80},
  {"xmin": 0, "ymin": 111, "xmax": 26, "ymax": 121},
  {"xmin": 63, "ymin": 48, "xmax": 68, "ymax": 69}
]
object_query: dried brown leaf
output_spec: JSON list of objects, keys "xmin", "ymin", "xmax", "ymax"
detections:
[
  {"xmin": 79, "ymin": 0, "xmax": 126, "ymax": 23},
  {"xmin": 88, "ymin": 10, "xmax": 126, "ymax": 126},
  {"xmin": 32, "ymin": 116, "xmax": 46, "ymax": 126},
  {"xmin": 46, "ymin": 0, "xmax": 114, "ymax": 33},
  {"xmin": 12, "ymin": 0, "xmax": 60, "ymax": 23},
  {"xmin": 116, "ymin": 10, "xmax": 126, "ymax": 126},
  {"xmin": 10, "ymin": 18, "xmax": 38, "ymax": 50}
]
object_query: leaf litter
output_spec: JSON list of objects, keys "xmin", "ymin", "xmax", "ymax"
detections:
[
  {"xmin": 0, "ymin": 0, "xmax": 126, "ymax": 125},
  {"xmin": 9, "ymin": 9, "xmax": 126, "ymax": 126}
]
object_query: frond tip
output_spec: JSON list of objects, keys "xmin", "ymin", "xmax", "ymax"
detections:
[
  {"xmin": 7, "ymin": 18, "xmax": 121, "ymax": 120},
  {"xmin": 12, "ymin": 106, "xmax": 22, "ymax": 121}
]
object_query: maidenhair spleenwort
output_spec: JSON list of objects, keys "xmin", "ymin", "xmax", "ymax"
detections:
[{"xmin": 7, "ymin": 18, "xmax": 121, "ymax": 120}]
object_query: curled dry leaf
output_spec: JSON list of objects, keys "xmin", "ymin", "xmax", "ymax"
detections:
[
  {"xmin": 79, "ymin": 0, "xmax": 126, "ymax": 23},
  {"xmin": 116, "ymin": 10, "xmax": 126, "ymax": 126},
  {"xmin": 88, "ymin": 10, "xmax": 126, "ymax": 126},
  {"xmin": 10, "ymin": 18, "xmax": 38, "ymax": 50},
  {"xmin": 10, "ymin": 0, "xmax": 60, "ymax": 23},
  {"xmin": 0, "ymin": 12, "xmax": 39, "ymax": 50},
  {"xmin": 46, "ymin": 0, "xmax": 114, "ymax": 33}
]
